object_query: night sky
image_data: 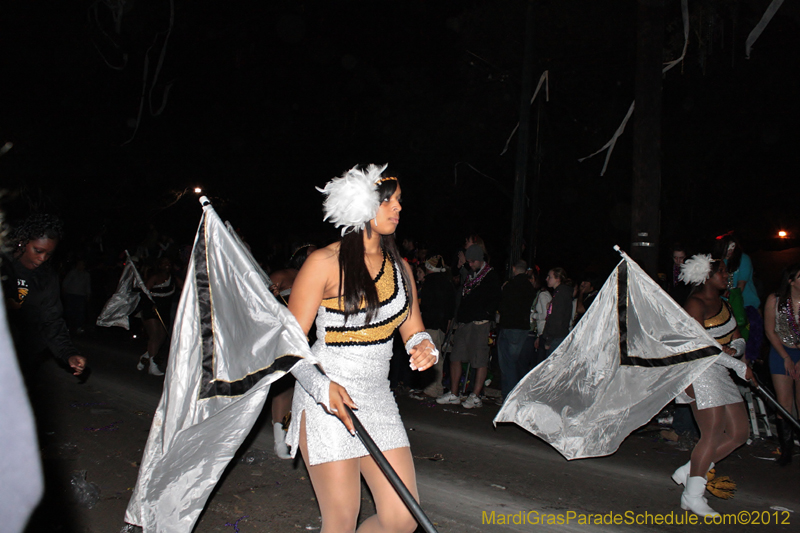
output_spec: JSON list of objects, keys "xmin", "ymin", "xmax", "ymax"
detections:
[{"xmin": 2, "ymin": 0, "xmax": 799, "ymax": 275}]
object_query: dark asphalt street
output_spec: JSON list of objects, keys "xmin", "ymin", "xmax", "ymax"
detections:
[{"xmin": 22, "ymin": 329, "xmax": 799, "ymax": 532}]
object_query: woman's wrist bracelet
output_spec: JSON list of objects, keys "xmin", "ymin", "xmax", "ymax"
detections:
[
  {"xmin": 405, "ymin": 331, "xmax": 432, "ymax": 353},
  {"xmin": 404, "ymin": 331, "xmax": 439, "ymax": 364},
  {"xmin": 729, "ymin": 338, "xmax": 746, "ymax": 358},
  {"xmin": 404, "ymin": 330, "xmax": 426, "ymax": 345}
]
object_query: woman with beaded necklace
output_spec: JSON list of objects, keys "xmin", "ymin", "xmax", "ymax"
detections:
[
  {"xmin": 671, "ymin": 255, "xmax": 754, "ymax": 517},
  {"xmin": 763, "ymin": 263, "xmax": 800, "ymax": 465},
  {"xmin": 286, "ymin": 164, "xmax": 438, "ymax": 533}
]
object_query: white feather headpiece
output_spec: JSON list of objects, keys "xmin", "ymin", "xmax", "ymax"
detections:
[
  {"xmin": 679, "ymin": 254, "xmax": 713, "ymax": 286},
  {"xmin": 316, "ymin": 164, "xmax": 387, "ymax": 235}
]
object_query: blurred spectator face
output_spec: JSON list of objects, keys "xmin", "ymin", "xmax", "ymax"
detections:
[
  {"xmin": 546, "ymin": 270, "xmax": 559, "ymax": 288},
  {"xmin": 672, "ymin": 251, "xmax": 686, "ymax": 266},
  {"xmin": 467, "ymin": 259, "xmax": 483, "ymax": 272},
  {"xmin": 580, "ymin": 280, "xmax": 594, "ymax": 293},
  {"xmin": 18, "ymin": 237, "xmax": 58, "ymax": 270},
  {"xmin": 158, "ymin": 257, "xmax": 172, "ymax": 273},
  {"xmin": 725, "ymin": 242, "xmax": 736, "ymax": 260}
]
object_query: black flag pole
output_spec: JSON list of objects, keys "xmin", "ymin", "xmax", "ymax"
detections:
[
  {"xmin": 344, "ymin": 405, "xmax": 439, "ymax": 533},
  {"xmin": 750, "ymin": 376, "xmax": 800, "ymax": 432}
]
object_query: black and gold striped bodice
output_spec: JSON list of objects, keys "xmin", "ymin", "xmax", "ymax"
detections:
[
  {"xmin": 318, "ymin": 253, "xmax": 409, "ymax": 347},
  {"xmin": 704, "ymin": 301, "xmax": 737, "ymax": 346}
]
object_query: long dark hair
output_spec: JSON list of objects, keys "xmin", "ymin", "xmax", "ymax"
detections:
[
  {"xmin": 337, "ymin": 177, "xmax": 412, "ymax": 323},
  {"xmin": 777, "ymin": 264, "xmax": 800, "ymax": 302}
]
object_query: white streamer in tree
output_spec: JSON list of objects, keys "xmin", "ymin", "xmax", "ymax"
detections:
[
  {"xmin": 580, "ymin": 0, "xmax": 689, "ymax": 176},
  {"xmin": 500, "ymin": 71, "xmax": 549, "ymax": 156},
  {"xmin": 662, "ymin": 0, "xmax": 690, "ymax": 74},
  {"xmin": 578, "ymin": 100, "xmax": 635, "ymax": 176},
  {"xmin": 746, "ymin": 0, "xmax": 785, "ymax": 59}
]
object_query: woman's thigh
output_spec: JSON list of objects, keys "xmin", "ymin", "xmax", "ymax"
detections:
[
  {"xmin": 299, "ymin": 413, "xmax": 362, "ymax": 527},
  {"xmin": 360, "ymin": 447, "xmax": 418, "ymax": 522},
  {"xmin": 771, "ymin": 373, "xmax": 796, "ymax": 409}
]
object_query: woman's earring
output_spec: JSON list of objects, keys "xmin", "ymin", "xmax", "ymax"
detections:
[{"xmin": 373, "ymin": 219, "xmax": 378, "ymax": 228}]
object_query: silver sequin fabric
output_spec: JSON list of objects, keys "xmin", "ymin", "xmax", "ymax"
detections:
[
  {"xmin": 676, "ymin": 302, "xmax": 747, "ymax": 409},
  {"xmin": 775, "ymin": 298, "xmax": 800, "ymax": 346},
  {"xmin": 681, "ymin": 362, "xmax": 743, "ymax": 409},
  {"xmin": 287, "ymin": 254, "xmax": 410, "ymax": 465}
]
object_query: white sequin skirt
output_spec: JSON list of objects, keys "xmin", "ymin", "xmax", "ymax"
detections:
[
  {"xmin": 287, "ymin": 341, "xmax": 409, "ymax": 466},
  {"xmin": 676, "ymin": 363, "xmax": 743, "ymax": 410}
]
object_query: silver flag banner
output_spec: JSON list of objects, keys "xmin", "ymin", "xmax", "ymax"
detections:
[
  {"xmin": 494, "ymin": 250, "xmax": 723, "ymax": 460},
  {"xmin": 96, "ymin": 251, "xmax": 150, "ymax": 330},
  {"xmin": 123, "ymin": 199, "xmax": 316, "ymax": 532}
]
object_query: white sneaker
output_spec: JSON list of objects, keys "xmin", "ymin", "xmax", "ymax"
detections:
[
  {"xmin": 148, "ymin": 359, "xmax": 165, "ymax": 376},
  {"xmin": 462, "ymin": 393, "xmax": 483, "ymax": 409},
  {"xmin": 436, "ymin": 391, "xmax": 462, "ymax": 405}
]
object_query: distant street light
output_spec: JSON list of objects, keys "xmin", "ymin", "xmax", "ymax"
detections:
[
  {"xmin": 778, "ymin": 230, "xmax": 788, "ymax": 238},
  {"xmin": 194, "ymin": 187, "xmax": 202, "ymax": 194}
]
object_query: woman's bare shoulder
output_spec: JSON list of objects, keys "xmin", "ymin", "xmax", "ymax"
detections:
[
  {"xmin": 684, "ymin": 294, "xmax": 706, "ymax": 315},
  {"xmin": 303, "ymin": 243, "xmax": 339, "ymax": 271}
]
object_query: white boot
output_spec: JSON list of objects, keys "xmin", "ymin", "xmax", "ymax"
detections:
[
  {"xmin": 681, "ymin": 476, "xmax": 720, "ymax": 517},
  {"xmin": 148, "ymin": 358, "xmax": 165, "ymax": 376},
  {"xmin": 672, "ymin": 461, "xmax": 713, "ymax": 486},
  {"xmin": 273, "ymin": 422, "xmax": 291, "ymax": 459},
  {"xmin": 137, "ymin": 352, "xmax": 150, "ymax": 371}
]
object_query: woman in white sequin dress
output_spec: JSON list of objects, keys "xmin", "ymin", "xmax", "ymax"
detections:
[
  {"xmin": 672, "ymin": 255, "xmax": 754, "ymax": 517},
  {"xmin": 287, "ymin": 165, "xmax": 438, "ymax": 533}
]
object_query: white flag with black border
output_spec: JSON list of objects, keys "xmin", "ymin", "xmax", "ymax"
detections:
[
  {"xmin": 123, "ymin": 199, "xmax": 316, "ymax": 532},
  {"xmin": 494, "ymin": 249, "xmax": 723, "ymax": 460}
]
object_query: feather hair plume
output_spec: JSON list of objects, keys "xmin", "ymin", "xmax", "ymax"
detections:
[
  {"xmin": 316, "ymin": 164, "xmax": 387, "ymax": 235},
  {"xmin": 679, "ymin": 254, "xmax": 713, "ymax": 286}
]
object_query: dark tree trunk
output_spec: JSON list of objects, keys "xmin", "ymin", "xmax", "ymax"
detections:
[
  {"xmin": 630, "ymin": 0, "xmax": 665, "ymax": 278},
  {"xmin": 509, "ymin": 0, "xmax": 536, "ymax": 276}
]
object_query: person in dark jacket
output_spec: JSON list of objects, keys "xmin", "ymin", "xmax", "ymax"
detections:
[
  {"xmin": 667, "ymin": 244, "xmax": 691, "ymax": 306},
  {"xmin": 418, "ymin": 255, "xmax": 456, "ymax": 397},
  {"xmin": 498, "ymin": 259, "xmax": 537, "ymax": 400},
  {"xmin": 1, "ymin": 215, "xmax": 87, "ymax": 377},
  {"xmin": 574, "ymin": 272, "xmax": 600, "ymax": 326},
  {"xmin": 536, "ymin": 267, "xmax": 572, "ymax": 358},
  {"xmin": 437, "ymin": 244, "xmax": 501, "ymax": 409}
]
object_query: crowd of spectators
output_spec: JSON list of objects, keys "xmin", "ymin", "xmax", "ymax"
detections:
[{"xmin": 2, "ymin": 212, "xmax": 797, "ymax": 467}]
